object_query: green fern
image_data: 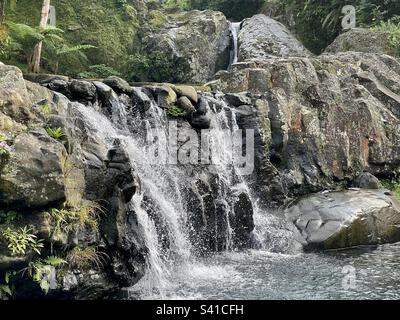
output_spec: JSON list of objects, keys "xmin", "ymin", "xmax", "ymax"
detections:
[
  {"xmin": 167, "ymin": 105, "xmax": 187, "ymax": 117},
  {"xmin": 46, "ymin": 127, "xmax": 66, "ymax": 142},
  {"xmin": 43, "ymin": 256, "xmax": 68, "ymax": 267},
  {"xmin": 1, "ymin": 226, "xmax": 44, "ymax": 256}
]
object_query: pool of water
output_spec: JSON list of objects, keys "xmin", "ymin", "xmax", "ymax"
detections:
[{"xmin": 137, "ymin": 243, "xmax": 400, "ymax": 300}]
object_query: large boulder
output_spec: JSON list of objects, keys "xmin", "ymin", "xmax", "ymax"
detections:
[
  {"xmin": 325, "ymin": 28, "xmax": 393, "ymax": 56},
  {"xmin": 237, "ymin": 15, "xmax": 311, "ymax": 61},
  {"xmin": 0, "ymin": 129, "xmax": 67, "ymax": 209},
  {"xmin": 142, "ymin": 10, "xmax": 231, "ymax": 83},
  {"xmin": 285, "ymin": 189, "xmax": 400, "ymax": 249}
]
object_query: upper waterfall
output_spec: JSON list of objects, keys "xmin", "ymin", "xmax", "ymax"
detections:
[{"xmin": 229, "ymin": 21, "xmax": 242, "ymax": 67}]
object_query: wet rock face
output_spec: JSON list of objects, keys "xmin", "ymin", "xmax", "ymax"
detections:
[
  {"xmin": 142, "ymin": 10, "xmax": 231, "ymax": 83},
  {"xmin": 285, "ymin": 189, "xmax": 400, "ymax": 250},
  {"xmin": 213, "ymin": 52, "xmax": 400, "ymax": 203},
  {"xmin": 0, "ymin": 64, "xmax": 145, "ymax": 298},
  {"xmin": 238, "ymin": 14, "xmax": 311, "ymax": 61}
]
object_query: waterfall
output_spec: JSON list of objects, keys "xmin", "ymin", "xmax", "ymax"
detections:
[
  {"xmin": 62, "ymin": 82, "xmax": 300, "ymax": 299},
  {"xmin": 229, "ymin": 22, "xmax": 242, "ymax": 67}
]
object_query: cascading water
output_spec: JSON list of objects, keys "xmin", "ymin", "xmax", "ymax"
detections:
[
  {"xmin": 229, "ymin": 22, "xmax": 242, "ymax": 67},
  {"xmin": 60, "ymin": 83, "xmax": 400, "ymax": 300}
]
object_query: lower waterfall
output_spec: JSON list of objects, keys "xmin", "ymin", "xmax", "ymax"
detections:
[
  {"xmin": 69, "ymin": 84, "xmax": 298, "ymax": 298},
  {"xmin": 30, "ymin": 81, "xmax": 400, "ymax": 300}
]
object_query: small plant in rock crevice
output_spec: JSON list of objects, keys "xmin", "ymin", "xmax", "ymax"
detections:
[
  {"xmin": 66, "ymin": 246, "xmax": 108, "ymax": 270},
  {"xmin": 0, "ymin": 271, "xmax": 16, "ymax": 300},
  {"xmin": 1, "ymin": 226, "xmax": 44, "ymax": 256},
  {"xmin": 167, "ymin": 105, "xmax": 187, "ymax": 117},
  {"xmin": 41, "ymin": 103, "xmax": 52, "ymax": 115},
  {"xmin": 45, "ymin": 201, "xmax": 102, "ymax": 244},
  {"xmin": 0, "ymin": 211, "xmax": 21, "ymax": 224},
  {"xmin": 46, "ymin": 127, "xmax": 66, "ymax": 142},
  {"xmin": 0, "ymin": 140, "xmax": 11, "ymax": 157}
]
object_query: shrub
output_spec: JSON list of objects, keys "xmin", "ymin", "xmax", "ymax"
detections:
[
  {"xmin": 380, "ymin": 179, "xmax": 400, "ymax": 200},
  {"xmin": 25, "ymin": 256, "xmax": 67, "ymax": 294},
  {"xmin": 77, "ymin": 64, "xmax": 121, "ymax": 79},
  {"xmin": 46, "ymin": 127, "xmax": 66, "ymax": 142},
  {"xmin": 45, "ymin": 201, "xmax": 101, "ymax": 240},
  {"xmin": 66, "ymin": 247, "xmax": 108, "ymax": 270},
  {"xmin": 0, "ymin": 272, "xmax": 15, "ymax": 300},
  {"xmin": 371, "ymin": 19, "xmax": 400, "ymax": 56},
  {"xmin": 167, "ymin": 105, "xmax": 187, "ymax": 117},
  {"xmin": 0, "ymin": 211, "xmax": 21, "ymax": 224},
  {"xmin": 127, "ymin": 51, "xmax": 175, "ymax": 83},
  {"xmin": 1, "ymin": 226, "xmax": 44, "ymax": 256}
]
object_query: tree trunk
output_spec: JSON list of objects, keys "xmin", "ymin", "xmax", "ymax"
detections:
[
  {"xmin": 0, "ymin": 0, "xmax": 7, "ymax": 23},
  {"xmin": 30, "ymin": 0, "xmax": 50, "ymax": 73}
]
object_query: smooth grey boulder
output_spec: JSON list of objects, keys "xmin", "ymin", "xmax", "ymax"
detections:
[
  {"xmin": 238, "ymin": 14, "xmax": 311, "ymax": 61},
  {"xmin": 171, "ymin": 85, "xmax": 199, "ymax": 104},
  {"xmin": 285, "ymin": 189, "xmax": 400, "ymax": 249},
  {"xmin": 177, "ymin": 96, "xmax": 196, "ymax": 115},
  {"xmin": 103, "ymin": 76, "xmax": 133, "ymax": 94}
]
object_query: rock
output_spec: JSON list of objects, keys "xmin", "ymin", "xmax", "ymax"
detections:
[
  {"xmin": 93, "ymin": 81, "xmax": 113, "ymax": 99},
  {"xmin": 353, "ymin": 172, "xmax": 380, "ymax": 189},
  {"xmin": 177, "ymin": 96, "xmax": 196, "ymax": 115},
  {"xmin": 189, "ymin": 114, "xmax": 211, "ymax": 129},
  {"xmin": 0, "ymin": 129, "xmax": 67, "ymax": 209},
  {"xmin": 45, "ymin": 79, "xmax": 70, "ymax": 96},
  {"xmin": 131, "ymin": 87, "xmax": 153, "ymax": 113},
  {"xmin": 146, "ymin": 85, "xmax": 177, "ymax": 109},
  {"xmin": 142, "ymin": 10, "xmax": 231, "ymax": 83},
  {"xmin": 195, "ymin": 98, "xmax": 209, "ymax": 115},
  {"xmin": 224, "ymin": 92, "xmax": 252, "ymax": 106},
  {"xmin": 285, "ymin": 189, "xmax": 400, "ymax": 249},
  {"xmin": 103, "ymin": 76, "xmax": 133, "ymax": 94},
  {"xmin": 69, "ymin": 80, "xmax": 97, "ymax": 101},
  {"xmin": 23, "ymin": 73, "xmax": 70, "ymax": 85},
  {"xmin": 171, "ymin": 85, "xmax": 199, "ymax": 104},
  {"xmin": 325, "ymin": 28, "xmax": 392, "ymax": 55},
  {"xmin": 238, "ymin": 15, "xmax": 311, "ymax": 61}
]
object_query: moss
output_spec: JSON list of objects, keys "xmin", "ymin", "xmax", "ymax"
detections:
[
  {"xmin": 148, "ymin": 10, "xmax": 167, "ymax": 29},
  {"xmin": 5, "ymin": 0, "xmax": 140, "ymax": 76},
  {"xmin": 323, "ymin": 218, "xmax": 371, "ymax": 249}
]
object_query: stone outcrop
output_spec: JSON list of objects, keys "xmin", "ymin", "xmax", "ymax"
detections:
[
  {"xmin": 285, "ymin": 189, "xmax": 400, "ymax": 249},
  {"xmin": 212, "ymin": 52, "xmax": 400, "ymax": 204},
  {"xmin": 142, "ymin": 9, "xmax": 231, "ymax": 83},
  {"xmin": 237, "ymin": 14, "xmax": 311, "ymax": 61}
]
